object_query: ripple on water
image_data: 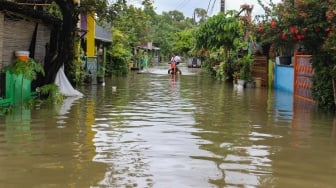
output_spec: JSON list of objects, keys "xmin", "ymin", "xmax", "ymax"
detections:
[{"xmin": 1, "ymin": 71, "xmax": 334, "ymax": 188}]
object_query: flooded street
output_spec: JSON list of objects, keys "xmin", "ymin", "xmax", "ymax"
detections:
[{"xmin": 1, "ymin": 65, "xmax": 336, "ymax": 188}]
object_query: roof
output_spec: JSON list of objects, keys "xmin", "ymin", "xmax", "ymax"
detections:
[
  {"xmin": 137, "ymin": 45, "xmax": 160, "ymax": 51},
  {"xmin": 95, "ymin": 23, "xmax": 112, "ymax": 43},
  {"xmin": 0, "ymin": 1, "xmax": 61, "ymax": 26}
]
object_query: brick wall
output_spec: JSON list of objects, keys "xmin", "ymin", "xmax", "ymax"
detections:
[
  {"xmin": 0, "ymin": 13, "xmax": 4, "ymax": 97},
  {"xmin": 3, "ymin": 17, "xmax": 35, "ymax": 66},
  {"xmin": 1, "ymin": 13, "xmax": 51, "ymax": 67},
  {"xmin": 0, "ymin": 13, "xmax": 4, "ymax": 69}
]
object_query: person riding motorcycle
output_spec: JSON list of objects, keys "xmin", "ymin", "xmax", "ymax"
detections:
[{"xmin": 168, "ymin": 53, "xmax": 182, "ymax": 74}]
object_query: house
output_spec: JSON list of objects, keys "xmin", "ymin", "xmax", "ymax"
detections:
[
  {"xmin": 79, "ymin": 13, "xmax": 112, "ymax": 79},
  {"xmin": 0, "ymin": 0, "xmax": 60, "ymax": 106},
  {"xmin": 131, "ymin": 42, "xmax": 160, "ymax": 70}
]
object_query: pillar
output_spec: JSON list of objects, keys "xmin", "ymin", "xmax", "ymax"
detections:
[{"xmin": 86, "ymin": 13, "xmax": 95, "ymax": 57}]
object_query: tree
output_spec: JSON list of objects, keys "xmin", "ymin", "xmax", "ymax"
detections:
[
  {"xmin": 171, "ymin": 29, "xmax": 196, "ymax": 56},
  {"xmin": 194, "ymin": 8, "xmax": 207, "ymax": 23},
  {"xmin": 164, "ymin": 10, "xmax": 185, "ymax": 22},
  {"xmin": 195, "ymin": 11, "xmax": 244, "ymax": 50},
  {"xmin": 29, "ymin": 0, "xmax": 116, "ymax": 87},
  {"xmin": 195, "ymin": 11, "xmax": 246, "ymax": 81},
  {"xmin": 148, "ymin": 8, "xmax": 196, "ymax": 59},
  {"xmin": 107, "ymin": 29, "xmax": 132, "ymax": 76},
  {"xmin": 42, "ymin": 0, "xmax": 78, "ymax": 86}
]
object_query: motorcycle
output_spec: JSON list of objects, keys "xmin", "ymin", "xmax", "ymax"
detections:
[{"xmin": 168, "ymin": 61, "xmax": 182, "ymax": 75}]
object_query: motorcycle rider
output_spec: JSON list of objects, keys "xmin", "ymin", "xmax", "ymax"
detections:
[{"xmin": 168, "ymin": 53, "xmax": 182, "ymax": 74}]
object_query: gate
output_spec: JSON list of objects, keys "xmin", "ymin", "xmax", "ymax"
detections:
[
  {"xmin": 251, "ymin": 55, "xmax": 268, "ymax": 87},
  {"xmin": 294, "ymin": 54, "xmax": 314, "ymax": 102}
]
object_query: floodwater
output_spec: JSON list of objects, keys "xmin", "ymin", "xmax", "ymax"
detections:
[{"xmin": 1, "ymin": 64, "xmax": 336, "ymax": 188}]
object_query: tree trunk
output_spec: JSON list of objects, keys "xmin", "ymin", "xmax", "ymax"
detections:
[{"xmin": 41, "ymin": 0, "xmax": 78, "ymax": 86}]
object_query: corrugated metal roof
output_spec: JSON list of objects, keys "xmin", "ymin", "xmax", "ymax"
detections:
[{"xmin": 95, "ymin": 23, "xmax": 112, "ymax": 43}]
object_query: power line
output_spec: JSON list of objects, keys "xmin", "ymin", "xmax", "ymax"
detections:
[
  {"xmin": 206, "ymin": 0, "xmax": 213, "ymax": 16},
  {"xmin": 209, "ymin": 0, "xmax": 217, "ymax": 15},
  {"xmin": 175, "ymin": 0, "xmax": 191, "ymax": 12}
]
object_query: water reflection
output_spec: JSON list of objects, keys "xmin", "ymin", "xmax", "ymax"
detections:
[
  {"xmin": 190, "ymin": 86, "xmax": 274, "ymax": 187},
  {"xmin": 1, "ymin": 67, "xmax": 336, "ymax": 187},
  {"xmin": 274, "ymin": 90, "xmax": 294, "ymax": 123},
  {"xmin": 91, "ymin": 74, "xmax": 218, "ymax": 187},
  {"xmin": 0, "ymin": 101, "xmax": 105, "ymax": 187},
  {"xmin": 57, "ymin": 96, "xmax": 82, "ymax": 116}
]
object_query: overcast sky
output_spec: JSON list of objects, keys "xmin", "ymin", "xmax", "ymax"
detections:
[{"xmin": 150, "ymin": 0, "xmax": 279, "ymax": 18}]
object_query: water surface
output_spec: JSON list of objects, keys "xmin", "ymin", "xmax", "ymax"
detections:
[{"xmin": 1, "ymin": 65, "xmax": 336, "ymax": 188}]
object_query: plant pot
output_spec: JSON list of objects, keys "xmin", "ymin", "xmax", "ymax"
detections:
[
  {"xmin": 277, "ymin": 56, "xmax": 291, "ymax": 65},
  {"xmin": 15, "ymin": 51, "xmax": 30, "ymax": 62},
  {"xmin": 237, "ymin": 79, "xmax": 246, "ymax": 87},
  {"xmin": 254, "ymin": 77, "xmax": 262, "ymax": 88}
]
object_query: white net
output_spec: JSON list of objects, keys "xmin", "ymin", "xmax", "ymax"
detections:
[{"xmin": 55, "ymin": 66, "xmax": 83, "ymax": 97}]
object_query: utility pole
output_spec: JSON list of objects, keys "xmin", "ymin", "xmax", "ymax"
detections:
[
  {"xmin": 220, "ymin": 0, "xmax": 225, "ymax": 12},
  {"xmin": 193, "ymin": 10, "xmax": 196, "ymax": 23}
]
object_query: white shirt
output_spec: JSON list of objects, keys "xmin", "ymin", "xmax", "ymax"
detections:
[{"xmin": 171, "ymin": 56, "xmax": 181, "ymax": 63}]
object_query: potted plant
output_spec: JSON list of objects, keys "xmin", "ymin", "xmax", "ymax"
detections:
[
  {"xmin": 233, "ymin": 71, "xmax": 240, "ymax": 84},
  {"xmin": 5, "ymin": 57, "xmax": 44, "ymax": 103},
  {"xmin": 235, "ymin": 54, "xmax": 253, "ymax": 87}
]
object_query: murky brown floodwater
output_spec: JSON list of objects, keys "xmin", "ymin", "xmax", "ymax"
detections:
[{"xmin": 1, "ymin": 65, "xmax": 336, "ymax": 188}]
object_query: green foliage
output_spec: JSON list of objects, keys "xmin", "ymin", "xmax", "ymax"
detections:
[
  {"xmin": 149, "ymin": 9, "xmax": 197, "ymax": 58},
  {"xmin": 3, "ymin": 58, "xmax": 62, "ymax": 105},
  {"xmin": 171, "ymin": 28, "xmax": 196, "ymax": 56},
  {"xmin": 209, "ymin": 48, "xmax": 227, "ymax": 80},
  {"xmin": 311, "ymin": 52, "xmax": 334, "ymax": 110},
  {"xmin": 106, "ymin": 2, "xmax": 154, "ymax": 74},
  {"xmin": 255, "ymin": 0, "xmax": 330, "ymax": 55},
  {"xmin": 151, "ymin": 19, "xmax": 179, "ymax": 57},
  {"xmin": 80, "ymin": 0, "xmax": 112, "ymax": 21},
  {"xmin": 106, "ymin": 29, "xmax": 132, "ymax": 76},
  {"xmin": 201, "ymin": 58, "xmax": 216, "ymax": 76},
  {"xmin": 112, "ymin": 2, "xmax": 152, "ymax": 47},
  {"xmin": 4, "ymin": 58, "xmax": 45, "ymax": 105},
  {"xmin": 237, "ymin": 54, "xmax": 253, "ymax": 81},
  {"xmin": 163, "ymin": 10, "xmax": 185, "ymax": 22},
  {"xmin": 195, "ymin": 11, "xmax": 247, "ymax": 81},
  {"xmin": 216, "ymin": 62, "xmax": 227, "ymax": 81},
  {"xmin": 312, "ymin": 66, "xmax": 334, "ymax": 111},
  {"xmin": 86, "ymin": 0, "xmax": 198, "ymax": 61},
  {"xmin": 72, "ymin": 40, "xmax": 84, "ymax": 86},
  {"xmin": 255, "ymin": 0, "xmax": 336, "ymax": 111},
  {"xmin": 194, "ymin": 8, "xmax": 208, "ymax": 23},
  {"xmin": 37, "ymin": 84, "xmax": 64, "ymax": 104},
  {"xmin": 195, "ymin": 11, "xmax": 245, "ymax": 50},
  {"xmin": 46, "ymin": 2, "xmax": 62, "ymax": 19},
  {"xmin": 38, "ymin": 83, "xmax": 58, "ymax": 95},
  {"xmin": 5, "ymin": 58, "xmax": 45, "ymax": 80},
  {"xmin": 97, "ymin": 66, "xmax": 106, "ymax": 77}
]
